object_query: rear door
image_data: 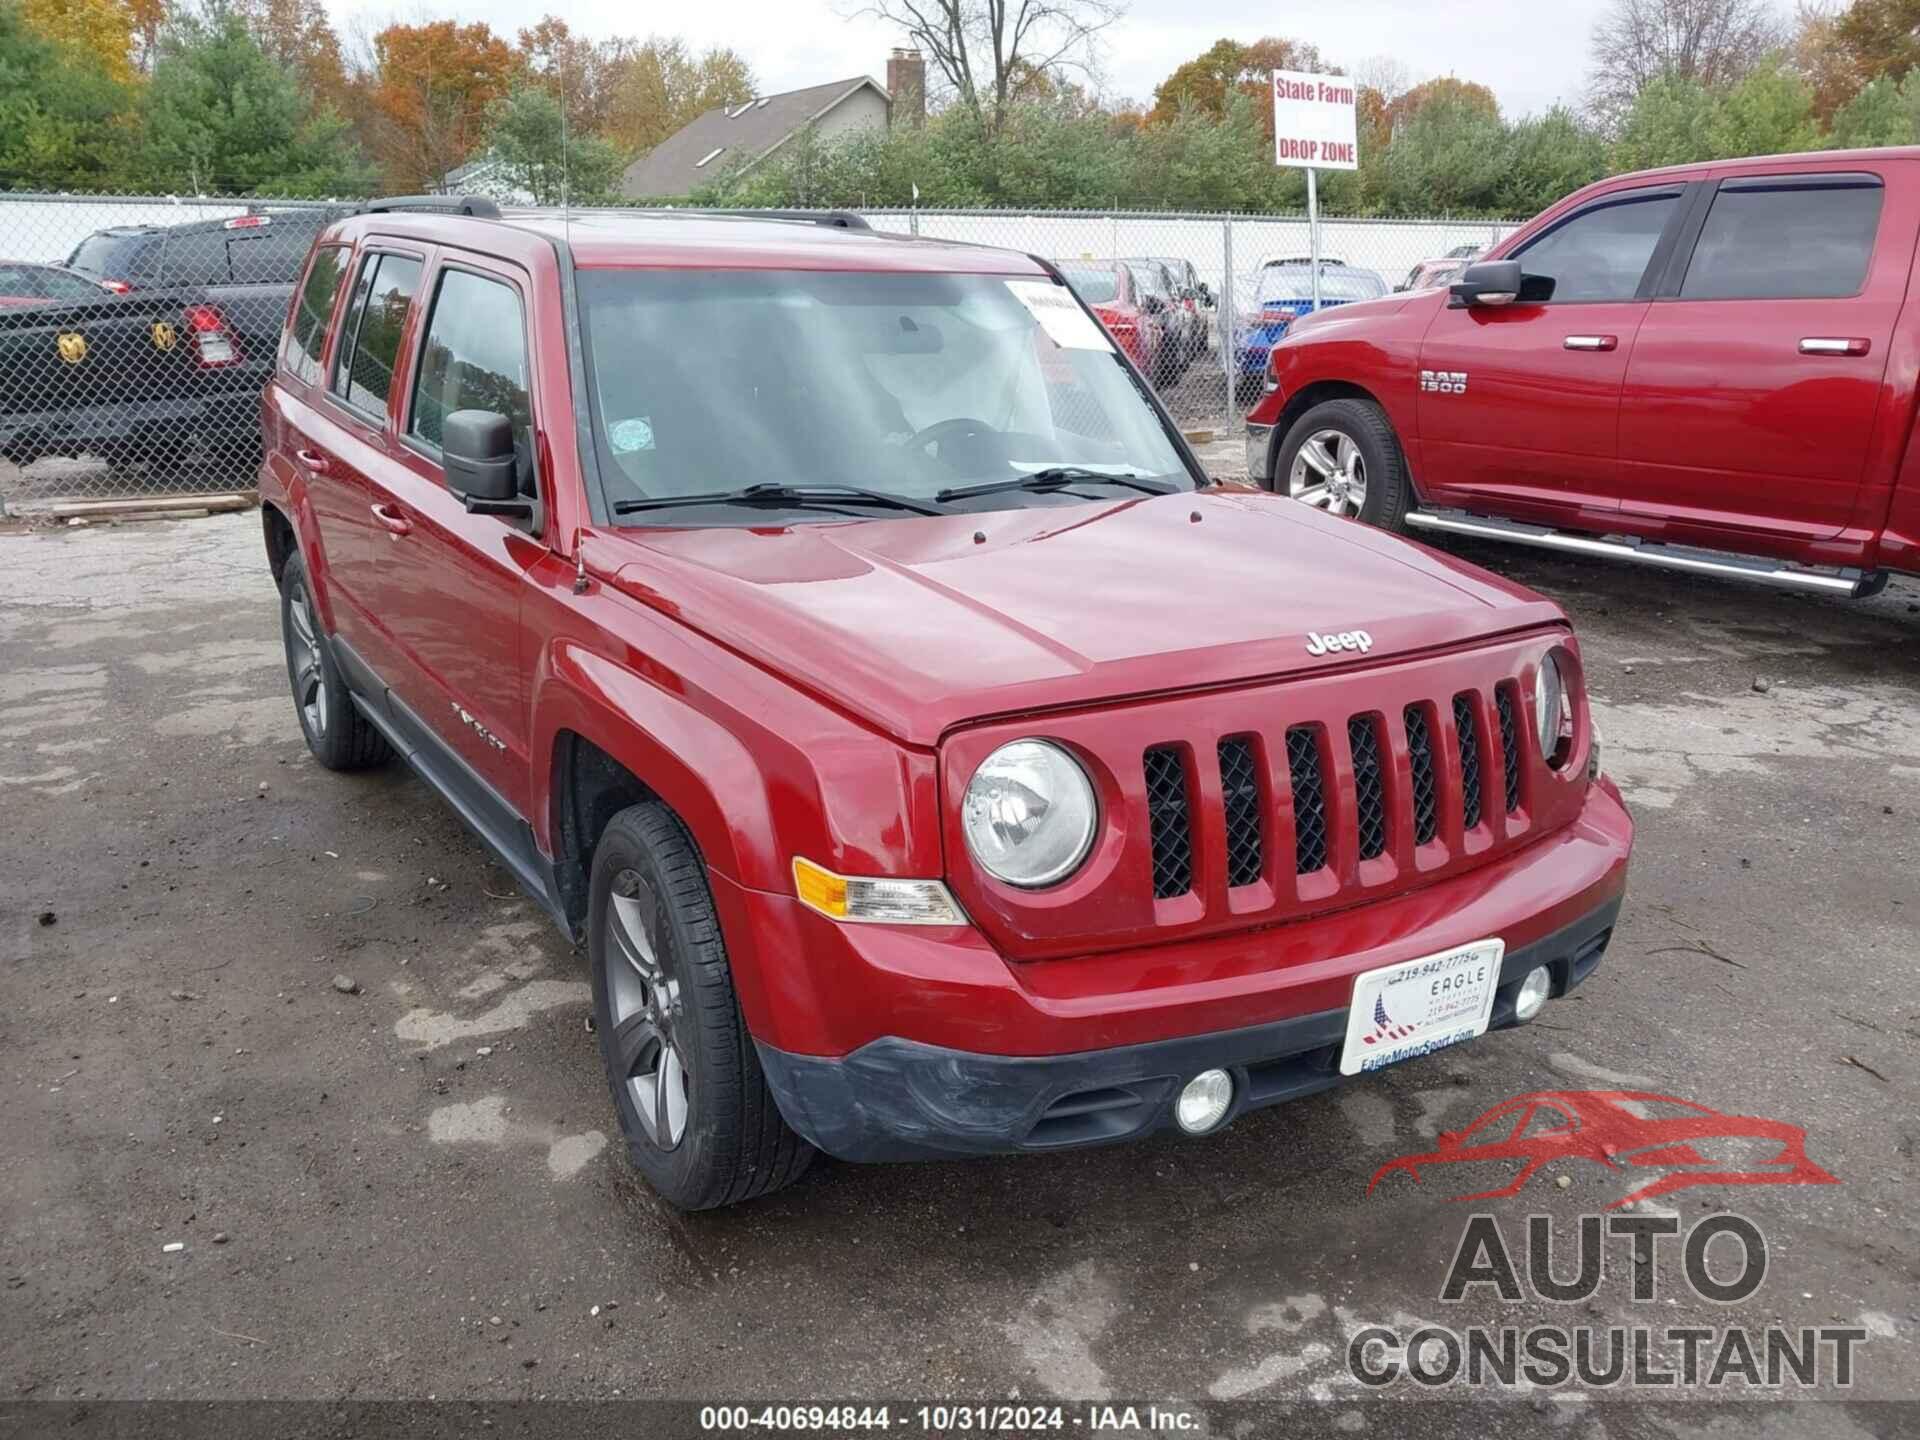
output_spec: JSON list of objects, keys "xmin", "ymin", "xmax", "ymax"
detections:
[
  {"xmin": 1614, "ymin": 167, "xmax": 1912, "ymax": 542},
  {"xmin": 1415, "ymin": 183, "xmax": 1689, "ymax": 521}
]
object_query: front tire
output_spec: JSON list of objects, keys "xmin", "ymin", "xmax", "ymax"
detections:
[
  {"xmin": 589, "ymin": 802, "xmax": 814, "ymax": 1210},
  {"xmin": 1273, "ymin": 398, "xmax": 1412, "ymax": 531},
  {"xmin": 279, "ymin": 553, "xmax": 391, "ymax": 770}
]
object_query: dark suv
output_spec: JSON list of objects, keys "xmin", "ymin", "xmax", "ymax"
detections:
[{"xmin": 260, "ymin": 199, "xmax": 1632, "ymax": 1210}]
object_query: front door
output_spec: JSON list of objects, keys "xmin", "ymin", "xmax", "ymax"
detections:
[
  {"xmin": 358, "ymin": 254, "xmax": 544, "ymax": 820},
  {"xmin": 1415, "ymin": 184, "xmax": 1689, "ymax": 522},
  {"xmin": 1615, "ymin": 168, "xmax": 1911, "ymax": 544}
]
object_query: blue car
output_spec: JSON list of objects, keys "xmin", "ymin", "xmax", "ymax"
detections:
[{"xmin": 1234, "ymin": 261, "xmax": 1389, "ymax": 395}]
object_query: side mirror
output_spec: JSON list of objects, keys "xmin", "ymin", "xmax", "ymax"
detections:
[
  {"xmin": 443, "ymin": 409, "xmax": 516, "ymax": 501},
  {"xmin": 1197, "ymin": 282, "xmax": 1214, "ymax": 305},
  {"xmin": 1449, "ymin": 259, "xmax": 1527, "ymax": 309}
]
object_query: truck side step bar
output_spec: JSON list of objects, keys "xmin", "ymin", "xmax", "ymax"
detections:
[{"xmin": 1403, "ymin": 509, "xmax": 1887, "ymax": 598}]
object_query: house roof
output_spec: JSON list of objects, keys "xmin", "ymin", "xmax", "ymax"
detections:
[{"xmin": 619, "ymin": 76, "xmax": 888, "ymax": 200}]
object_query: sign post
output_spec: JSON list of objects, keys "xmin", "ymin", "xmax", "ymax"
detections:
[{"xmin": 1272, "ymin": 70, "xmax": 1358, "ymax": 316}]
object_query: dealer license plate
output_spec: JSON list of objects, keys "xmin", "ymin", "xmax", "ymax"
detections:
[{"xmin": 1339, "ymin": 938, "xmax": 1505, "ymax": 1076}]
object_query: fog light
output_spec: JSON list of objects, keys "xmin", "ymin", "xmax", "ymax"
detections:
[
  {"xmin": 1175, "ymin": 1069, "xmax": 1234, "ymax": 1134},
  {"xmin": 1514, "ymin": 965, "xmax": 1553, "ymax": 1022}
]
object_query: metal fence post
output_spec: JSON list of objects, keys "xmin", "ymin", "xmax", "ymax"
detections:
[{"xmin": 1221, "ymin": 213, "xmax": 1235, "ymax": 432}]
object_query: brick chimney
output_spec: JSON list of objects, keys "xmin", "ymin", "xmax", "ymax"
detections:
[{"xmin": 887, "ymin": 48, "xmax": 926, "ymax": 130}]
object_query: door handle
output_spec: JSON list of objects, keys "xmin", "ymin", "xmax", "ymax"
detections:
[
  {"xmin": 1800, "ymin": 337, "xmax": 1870, "ymax": 356},
  {"xmin": 370, "ymin": 502, "xmax": 413, "ymax": 537},
  {"xmin": 1563, "ymin": 335, "xmax": 1618, "ymax": 351},
  {"xmin": 294, "ymin": 448, "xmax": 332, "ymax": 474}
]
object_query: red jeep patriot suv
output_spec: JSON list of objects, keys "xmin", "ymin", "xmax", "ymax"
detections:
[
  {"xmin": 259, "ymin": 198, "xmax": 1633, "ymax": 1209},
  {"xmin": 1249, "ymin": 148, "xmax": 1920, "ymax": 597}
]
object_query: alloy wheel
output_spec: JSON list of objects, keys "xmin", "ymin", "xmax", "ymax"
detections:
[
  {"xmin": 606, "ymin": 869, "xmax": 690, "ymax": 1149},
  {"xmin": 286, "ymin": 579, "xmax": 328, "ymax": 738},
  {"xmin": 1288, "ymin": 428, "xmax": 1369, "ymax": 518}
]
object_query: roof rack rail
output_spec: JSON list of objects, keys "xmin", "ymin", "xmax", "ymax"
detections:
[
  {"xmin": 363, "ymin": 195, "xmax": 503, "ymax": 219},
  {"xmin": 682, "ymin": 209, "xmax": 871, "ymax": 231}
]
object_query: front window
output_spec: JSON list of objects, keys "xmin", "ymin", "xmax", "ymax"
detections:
[{"xmin": 578, "ymin": 268, "xmax": 1192, "ymax": 523}]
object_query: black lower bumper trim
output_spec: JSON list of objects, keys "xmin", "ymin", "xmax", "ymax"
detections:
[{"xmin": 755, "ymin": 898, "xmax": 1622, "ymax": 1163}]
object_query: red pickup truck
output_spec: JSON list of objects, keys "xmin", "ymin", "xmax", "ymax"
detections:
[
  {"xmin": 1247, "ymin": 147, "xmax": 1920, "ymax": 596},
  {"xmin": 260, "ymin": 199, "xmax": 1631, "ymax": 1209}
]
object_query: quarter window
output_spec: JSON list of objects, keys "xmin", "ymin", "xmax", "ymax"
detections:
[
  {"xmin": 285, "ymin": 246, "xmax": 347, "ymax": 385},
  {"xmin": 1515, "ymin": 191, "xmax": 1679, "ymax": 303},
  {"xmin": 330, "ymin": 254, "xmax": 422, "ymax": 415},
  {"xmin": 408, "ymin": 269, "xmax": 533, "ymax": 485},
  {"xmin": 1679, "ymin": 179, "xmax": 1883, "ymax": 300}
]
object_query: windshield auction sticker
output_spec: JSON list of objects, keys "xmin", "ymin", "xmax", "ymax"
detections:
[{"xmin": 1007, "ymin": 280, "xmax": 1114, "ymax": 352}]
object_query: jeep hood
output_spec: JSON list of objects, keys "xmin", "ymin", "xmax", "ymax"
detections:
[{"xmin": 598, "ymin": 488, "xmax": 1565, "ymax": 746}]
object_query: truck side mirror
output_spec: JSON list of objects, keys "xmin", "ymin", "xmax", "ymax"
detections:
[
  {"xmin": 443, "ymin": 409, "xmax": 517, "ymax": 501},
  {"xmin": 1197, "ymin": 282, "xmax": 1213, "ymax": 306},
  {"xmin": 1449, "ymin": 259, "xmax": 1527, "ymax": 309}
]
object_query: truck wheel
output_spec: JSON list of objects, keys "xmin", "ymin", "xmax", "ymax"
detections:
[
  {"xmin": 589, "ymin": 802, "xmax": 815, "ymax": 1210},
  {"xmin": 1274, "ymin": 398, "xmax": 1411, "ymax": 530},
  {"xmin": 279, "ymin": 553, "xmax": 391, "ymax": 771}
]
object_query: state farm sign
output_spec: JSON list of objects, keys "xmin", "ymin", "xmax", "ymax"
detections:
[{"xmin": 1273, "ymin": 70, "xmax": 1358, "ymax": 171}]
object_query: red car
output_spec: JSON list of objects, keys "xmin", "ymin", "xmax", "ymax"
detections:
[
  {"xmin": 1054, "ymin": 258, "xmax": 1176, "ymax": 380},
  {"xmin": 1249, "ymin": 147, "xmax": 1920, "ymax": 596},
  {"xmin": 0, "ymin": 261, "xmax": 115, "ymax": 307},
  {"xmin": 259, "ymin": 199, "xmax": 1632, "ymax": 1209},
  {"xmin": 1369, "ymin": 1090, "xmax": 1838, "ymax": 1208}
]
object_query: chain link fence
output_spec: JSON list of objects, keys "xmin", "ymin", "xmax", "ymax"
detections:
[{"xmin": 0, "ymin": 193, "xmax": 1515, "ymax": 513}]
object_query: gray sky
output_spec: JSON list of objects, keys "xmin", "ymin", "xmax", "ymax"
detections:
[{"xmin": 335, "ymin": 0, "xmax": 1625, "ymax": 118}]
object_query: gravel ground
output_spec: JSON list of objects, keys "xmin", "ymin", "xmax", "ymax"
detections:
[{"xmin": 2, "ymin": 507, "xmax": 1916, "ymax": 1437}]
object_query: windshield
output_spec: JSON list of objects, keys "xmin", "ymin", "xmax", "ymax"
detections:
[
  {"xmin": 578, "ymin": 268, "xmax": 1192, "ymax": 523},
  {"xmin": 1258, "ymin": 268, "xmax": 1383, "ymax": 302},
  {"xmin": 1056, "ymin": 264, "xmax": 1118, "ymax": 303}
]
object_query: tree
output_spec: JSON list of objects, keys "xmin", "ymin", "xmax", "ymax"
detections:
[
  {"xmin": 234, "ymin": 0, "xmax": 346, "ymax": 107},
  {"xmin": 134, "ymin": 1, "xmax": 372, "ymax": 194},
  {"xmin": 18, "ymin": 0, "xmax": 135, "ymax": 81},
  {"xmin": 1372, "ymin": 91, "xmax": 1511, "ymax": 214},
  {"xmin": 604, "ymin": 36, "xmax": 754, "ymax": 156},
  {"xmin": 0, "ymin": 0, "xmax": 130, "ymax": 188},
  {"xmin": 368, "ymin": 19, "xmax": 516, "ymax": 190},
  {"xmin": 1792, "ymin": 1, "xmax": 1861, "ymax": 120},
  {"xmin": 515, "ymin": 16, "xmax": 624, "ymax": 138},
  {"xmin": 1611, "ymin": 73, "xmax": 1719, "ymax": 167},
  {"xmin": 1387, "ymin": 76, "xmax": 1500, "ymax": 131},
  {"xmin": 1586, "ymin": 0, "xmax": 1787, "ymax": 131},
  {"xmin": 486, "ymin": 82, "xmax": 621, "ymax": 202},
  {"xmin": 1146, "ymin": 36, "xmax": 1328, "ymax": 134},
  {"xmin": 1824, "ymin": 70, "xmax": 1920, "ymax": 143},
  {"xmin": 1498, "ymin": 107, "xmax": 1609, "ymax": 214},
  {"xmin": 1833, "ymin": 0, "xmax": 1920, "ymax": 84},
  {"xmin": 1704, "ymin": 57, "xmax": 1822, "ymax": 153},
  {"xmin": 854, "ymin": 0, "xmax": 1123, "ymax": 137}
]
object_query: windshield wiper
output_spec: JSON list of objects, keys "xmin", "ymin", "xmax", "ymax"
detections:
[
  {"xmin": 934, "ymin": 468, "xmax": 1179, "ymax": 503},
  {"xmin": 614, "ymin": 482, "xmax": 950, "ymax": 518}
]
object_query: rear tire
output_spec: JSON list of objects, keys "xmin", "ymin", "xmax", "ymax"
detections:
[
  {"xmin": 1273, "ymin": 398, "xmax": 1412, "ymax": 532},
  {"xmin": 279, "ymin": 553, "xmax": 391, "ymax": 771},
  {"xmin": 589, "ymin": 802, "xmax": 814, "ymax": 1210}
]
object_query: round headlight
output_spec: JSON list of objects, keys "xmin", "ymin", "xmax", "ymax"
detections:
[
  {"xmin": 1535, "ymin": 653, "xmax": 1568, "ymax": 765},
  {"xmin": 962, "ymin": 740, "xmax": 1097, "ymax": 888}
]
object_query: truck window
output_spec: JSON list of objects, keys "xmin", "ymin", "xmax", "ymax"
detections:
[
  {"xmin": 331, "ymin": 254, "xmax": 422, "ymax": 415},
  {"xmin": 408, "ymin": 269, "xmax": 533, "ymax": 488},
  {"xmin": 285, "ymin": 246, "xmax": 347, "ymax": 386},
  {"xmin": 1514, "ymin": 191, "xmax": 1679, "ymax": 303},
  {"xmin": 1679, "ymin": 178, "xmax": 1883, "ymax": 301}
]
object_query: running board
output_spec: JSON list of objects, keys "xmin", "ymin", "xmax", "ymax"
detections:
[{"xmin": 1403, "ymin": 510, "xmax": 1884, "ymax": 598}]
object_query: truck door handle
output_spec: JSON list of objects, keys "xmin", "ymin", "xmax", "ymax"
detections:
[
  {"xmin": 1563, "ymin": 335, "xmax": 1617, "ymax": 351},
  {"xmin": 370, "ymin": 503, "xmax": 413, "ymax": 537},
  {"xmin": 294, "ymin": 448, "xmax": 332, "ymax": 474},
  {"xmin": 1800, "ymin": 337, "xmax": 1870, "ymax": 356}
]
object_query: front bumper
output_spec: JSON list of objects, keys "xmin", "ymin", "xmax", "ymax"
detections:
[{"xmin": 758, "ymin": 896, "xmax": 1621, "ymax": 1161}]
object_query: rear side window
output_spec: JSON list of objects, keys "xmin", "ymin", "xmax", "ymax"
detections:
[
  {"xmin": 153, "ymin": 229, "xmax": 231, "ymax": 286},
  {"xmin": 229, "ymin": 228, "xmax": 315, "ymax": 285},
  {"xmin": 1515, "ymin": 191, "xmax": 1679, "ymax": 302},
  {"xmin": 408, "ymin": 269, "xmax": 533, "ymax": 474},
  {"xmin": 1679, "ymin": 179, "xmax": 1884, "ymax": 300},
  {"xmin": 331, "ymin": 254, "xmax": 423, "ymax": 415},
  {"xmin": 284, "ymin": 246, "xmax": 347, "ymax": 386},
  {"xmin": 67, "ymin": 233, "xmax": 153, "ymax": 283}
]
